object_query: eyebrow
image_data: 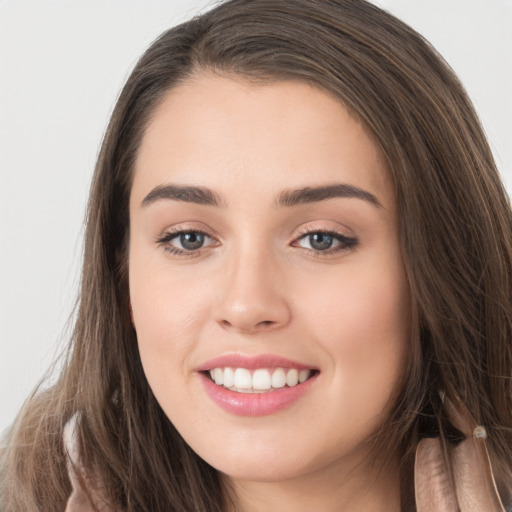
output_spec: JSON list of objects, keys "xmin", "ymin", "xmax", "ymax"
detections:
[
  {"xmin": 141, "ymin": 182, "xmax": 381, "ymax": 209},
  {"xmin": 277, "ymin": 184, "xmax": 381, "ymax": 208},
  {"xmin": 141, "ymin": 184, "xmax": 222, "ymax": 207}
]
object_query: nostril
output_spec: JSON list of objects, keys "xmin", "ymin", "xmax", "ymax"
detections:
[{"xmin": 218, "ymin": 318, "xmax": 276, "ymax": 331}]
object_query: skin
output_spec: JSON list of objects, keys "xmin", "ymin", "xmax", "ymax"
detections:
[{"xmin": 129, "ymin": 74, "xmax": 410, "ymax": 511}]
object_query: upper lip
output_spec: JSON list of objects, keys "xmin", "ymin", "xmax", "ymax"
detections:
[{"xmin": 196, "ymin": 353, "xmax": 317, "ymax": 372}]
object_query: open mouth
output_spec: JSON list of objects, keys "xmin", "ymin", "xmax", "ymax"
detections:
[{"xmin": 204, "ymin": 367, "xmax": 319, "ymax": 393}]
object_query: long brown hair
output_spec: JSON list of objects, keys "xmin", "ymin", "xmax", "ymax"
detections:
[{"xmin": 2, "ymin": 1, "xmax": 512, "ymax": 510}]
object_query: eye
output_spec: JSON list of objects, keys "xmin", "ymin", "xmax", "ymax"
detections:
[
  {"xmin": 175, "ymin": 231, "xmax": 207, "ymax": 251},
  {"xmin": 156, "ymin": 229, "xmax": 217, "ymax": 255},
  {"xmin": 294, "ymin": 230, "xmax": 358, "ymax": 253}
]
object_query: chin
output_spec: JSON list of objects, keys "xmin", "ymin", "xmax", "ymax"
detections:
[
  {"xmin": 215, "ymin": 457, "xmax": 311, "ymax": 483},
  {"xmin": 195, "ymin": 436, "xmax": 342, "ymax": 484}
]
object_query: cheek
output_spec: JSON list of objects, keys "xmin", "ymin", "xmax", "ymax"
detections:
[
  {"xmin": 300, "ymin": 253, "xmax": 410, "ymax": 402},
  {"xmin": 128, "ymin": 256, "xmax": 214, "ymax": 389},
  {"xmin": 309, "ymin": 264, "xmax": 407, "ymax": 337},
  {"xmin": 130, "ymin": 255, "xmax": 209, "ymax": 335}
]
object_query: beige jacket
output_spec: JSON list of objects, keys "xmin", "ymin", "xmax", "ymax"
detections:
[{"xmin": 64, "ymin": 398, "xmax": 510, "ymax": 512}]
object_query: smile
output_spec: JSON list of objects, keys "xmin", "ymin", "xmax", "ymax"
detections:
[
  {"xmin": 197, "ymin": 354, "xmax": 319, "ymax": 416},
  {"xmin": 208, "ymin": 367, "xmax": 313, "ymax": 393}
]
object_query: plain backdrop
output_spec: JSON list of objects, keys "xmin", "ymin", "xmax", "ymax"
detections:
[{"xmin": 1, "ymin": 0, "xmax": 511, "ymax": 436}]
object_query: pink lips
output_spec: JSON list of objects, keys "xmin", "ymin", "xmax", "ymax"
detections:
[{"xmin": 197, "ymin": 354, "xmax": 318, "ymax": 416}]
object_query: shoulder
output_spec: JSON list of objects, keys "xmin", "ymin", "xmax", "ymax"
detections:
[
  {"xmin": 414, "ymin": 396, "xmax": 512, "ymax": 512},
  {"xmin": 63, "ymin": 414, "xmax": 115, "ymax": 512}
]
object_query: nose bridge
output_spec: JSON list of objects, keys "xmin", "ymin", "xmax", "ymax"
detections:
[{"xmin": 214, "ymin": 238, "xmax": 290, "ymax": 333}]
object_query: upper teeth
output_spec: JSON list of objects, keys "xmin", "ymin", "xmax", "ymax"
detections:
[{"xmin": 209, "ymin": 367, "xmax": 312, "ymax": 392}]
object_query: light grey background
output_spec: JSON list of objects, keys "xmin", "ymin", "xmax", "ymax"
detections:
[{"xmin": 1, "ymin": 0, "xmax": 511, "ymax": 436}]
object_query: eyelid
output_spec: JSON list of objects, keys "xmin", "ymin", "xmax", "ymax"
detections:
[
  {"xmin": 155, "ymin": 224, "xmax": 219, "ymax": 257},
  {"xmin": 291, "ymin": 224, "xmax": 358, "ymax": 255},
  {"xmin": 155, "ymin": 222, "xmax": 218, "ymax": 241},
  {"xmin": 154, "ymin": 222, "xmax": 358, "ymax": 258}
]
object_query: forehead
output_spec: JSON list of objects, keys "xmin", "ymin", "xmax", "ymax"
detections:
[{"xmin": 131, "ymin": 74, "xmax": 394, "ymax": 210}]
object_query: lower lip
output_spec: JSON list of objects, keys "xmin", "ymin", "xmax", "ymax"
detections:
[{"xmin": 198, "ymin": 372, "xmax": 317, "ymax": 416}]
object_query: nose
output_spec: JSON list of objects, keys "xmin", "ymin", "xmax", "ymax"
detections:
[{"xmin": 213, "ymin": 248, "xmax": 291, "ymax": 334}]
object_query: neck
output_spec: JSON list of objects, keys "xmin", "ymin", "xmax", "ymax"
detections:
[{"xmin": 221, "ymin": 452, "xmax": 401, "ymax": 512}]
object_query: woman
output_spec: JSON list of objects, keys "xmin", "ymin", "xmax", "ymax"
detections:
[{"xmin": 1, "ymin": 0, "xmax": 511, "ymax": 510}]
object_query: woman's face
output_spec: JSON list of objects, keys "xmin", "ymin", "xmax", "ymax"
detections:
[{"xmin": 129, "ymin": 75, "xmax": 410, "ymax": 484}]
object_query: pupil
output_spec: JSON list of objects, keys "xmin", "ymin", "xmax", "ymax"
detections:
[
  {"xmin": 180, "ymin": 232, "xmax": 204, "ymax": 250},
  {"xmin": 310, "ymin": 233, "xmax": 333, "ymax": 250}
]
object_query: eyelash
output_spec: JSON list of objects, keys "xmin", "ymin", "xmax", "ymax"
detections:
[
  {"xmin": 155, "ymin": 228, "xmax": 215, "ymax": 258},
  {"xmin": 293, "ymin": 228, "xmax": 358, "ymax": 256},
  {"xmin": 155, "ymin": 227, "xmax": 358, "ymax": 258}
]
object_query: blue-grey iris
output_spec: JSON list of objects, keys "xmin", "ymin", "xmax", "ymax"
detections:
[
  {"xmin": 310, "ymin": 233, "xmax": 333, "ymax": 250},
  {"xmin": 180, "ymin": 232, "xmax": 204, "ymax": 250}
]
